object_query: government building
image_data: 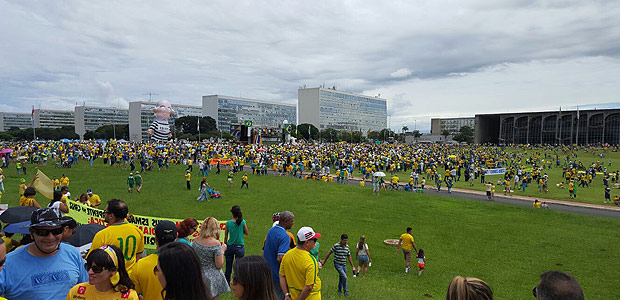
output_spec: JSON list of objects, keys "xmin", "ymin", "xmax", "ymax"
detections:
[{"xmin": 298, "ymin": 87, "xmax": 387, "ymax": 132}]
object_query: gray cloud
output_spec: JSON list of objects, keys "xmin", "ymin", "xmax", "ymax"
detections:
[{"xmin": 0, "ymin": 0, "xmax": 619, "ymax": 132}]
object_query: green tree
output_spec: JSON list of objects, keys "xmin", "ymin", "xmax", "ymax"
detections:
[
  {"xmin": 297, "ymin": 123, "xmax": 319, "ymax": 141},
  {"xmin": 175, "ymin": 116, "xmax": 217, "ymax": 135},
  {"xmin": 402, "ymin": 126, "xmax": 409, "ymax": 133},
  {"xmin": 441, "ymin": 129, "xmax": 451, "ymax": 140},
  {"xmin": 320, "ymin": 128, "xmax": 339, "ymax": 142},
  {"xmin": 453, "ymin": 126, "xmax": 474, "ymax": 143},
  {"xmin": 379, "ymin": 129, "xmax": 394, "ymax": 141}
]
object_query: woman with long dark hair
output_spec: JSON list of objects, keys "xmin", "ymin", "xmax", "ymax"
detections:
[
  {"xmin": 48, "ymin": 190, "xmax": 69, "ymax": 215},
  {"xmin": 231, "ymin": 256, "xmax": 277, "ymax": 300},
  {"xmin": 157, "ymin": 242, "xmax": 210, "ymax": 300},
  {"xmin": 224, "ymin": 205, "xmax": 248, "ymax": 284},
  {"xmin": 67, "ymin": 245, "xmax": 138, "ymax": 299}
]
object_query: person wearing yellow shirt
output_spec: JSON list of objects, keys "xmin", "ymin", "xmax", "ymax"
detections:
[
  {"xmin": 132, "ymin": 221, "xmax": 177, "ymax": 300},
  {"xmin": 391, "ymin": 175, "xmax": 399, "ymax": 189},
  {"xmin": 397, "ymin": 227, "xmax": 418, "ymax": 274},
  {"xmin": 52, "ymin": 176, "xmax": 60, "ymax": 191},
  {"xmin": 87, "ymin": 189, "xmax": 102, "ymax": 208},
  {"xmin": 89, "ymin": 199, "xmax": 145, "ymax": 277},
  {"xmin": 19, "ymin": 187, "xmax": 41, "ymax": 208},
  {"xmin": 185, "ymin": 170, "xmax": 191, "ymax": 190},
  {"xmin": 60, "ymin": 174, "xmax": 69, "ymax": 187},
  {"xmin": 68, "ymin": 245, "xmax": 139, "ymax": 300},
  {"xmin": 280, "ymin": 227, "xmax": 322, "ymax": 300},
  {"xmin": 533, "ymin": 199, "xmax": 542, "ymax": 208}
]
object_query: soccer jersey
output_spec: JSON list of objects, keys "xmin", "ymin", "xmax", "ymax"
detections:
[
  {"xmin": 134, "ymin": 175, "xmax": 142, "ymax": 185},
  {"xmin": 185, "ymin": 173, "xmax": 191, "ymax": 181},
  {"xmin": 131, "ymin": 253, "xmax": 162, "ymax": 300},
  {"xmin": 89, "ymin": 222, "xmax": 145, "ymax": 276},
  {"xmin": 88, "ymin": 194, "xmax": 101, "ymax": 207},
  {"xmin": 400, "ymin": 233, "xmax": 414, "ymax": 251},
  {"xmin": 280, "ymin": 247, "xmax": 321, "ymax": 300},
  {"xmin": 60, "ymin": 177, "xmax": 70, "ymax": 186},
  {"xmin": 66, "ymin": 282, "xmax": 139, "ymax": 300},
  {"xmin": 18, "ymin": 196, "xmax": 36, "ymax": 207}
]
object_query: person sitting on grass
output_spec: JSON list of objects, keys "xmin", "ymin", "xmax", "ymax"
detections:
[{"xmin": 613, "ymin": 195, "xmax": 620, "ymax": 206}]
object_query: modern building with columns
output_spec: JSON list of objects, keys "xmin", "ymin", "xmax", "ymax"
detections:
[{"xmin": 475, "ymin": 108, "xmax": 620, "ymax": 145}]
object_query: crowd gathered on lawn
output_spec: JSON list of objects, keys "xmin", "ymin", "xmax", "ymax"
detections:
[{"xmin": 0, "ymin": 139, "xmax": 600, "ymax": 299}]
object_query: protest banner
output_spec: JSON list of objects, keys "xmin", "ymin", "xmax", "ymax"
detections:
[
  {"xmin": 482, "ymin": 168, "xmax": 506, "ymax": 175},
  {"xmin": 66, "ymin": 200, "xmax": 225, "ymax": 249}
]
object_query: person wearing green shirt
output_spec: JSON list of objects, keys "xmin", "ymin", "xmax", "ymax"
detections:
[
  {"xmin": 134, "ymin": 172, "xmax": 142, "ymax": 193},
  {"xmin": 127, "ymin": 173, "xmax": 135, "ymax": 193}
]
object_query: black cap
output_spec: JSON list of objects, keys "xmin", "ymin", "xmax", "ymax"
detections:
[
  {"xmin": 155, "ymin": 220, "xmax": 177, "ymax": 245},
  {"xmin": 30, "ymin": 208, "xmax": 64, "ymax": 228}
]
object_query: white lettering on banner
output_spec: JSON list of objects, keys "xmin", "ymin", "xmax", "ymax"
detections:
[{"xmin": 482, "ymin": 168, "xmax": 506, "ymax": 175}]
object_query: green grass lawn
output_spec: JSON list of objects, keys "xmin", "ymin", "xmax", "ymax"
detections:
[
  {"xmin": 2, "ymin": 161, "xmax": 619, "ymax": 299},
  {"xmin": 390, "ymin": 148, "xmax": 620, "ymax": 205}
]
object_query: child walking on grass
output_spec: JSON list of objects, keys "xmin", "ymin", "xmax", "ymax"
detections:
[{"xmin": 416, "ymin": 249, "xmax": 426, "ymax": 276}]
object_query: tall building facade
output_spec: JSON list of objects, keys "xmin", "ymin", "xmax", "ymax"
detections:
[
  {"xmin": 75, "ymin": 106, "xmax": 129, "ymax": 139},
  {"xmin": 33, "ymin": 109, "xmax": 74, "ymax": 128},
  {"xmin": 430, "ymin": 117, "xmax": 475, "ymax": 136},
  {"xmin": 298, "ymin": 87, "xmax": 387, "ymax": 132},
  {"xmin": 202, "ymin": 95, "xmax": 296, "ymax": 131},
  {"xmin": 475, "ymin": 108, "xmax": 620, "ymax": 145},
  {"xmin": 0, "ymin": 112, "xmax": 32, "ymax": 131},
  {"xmin": 128, "ymin": 101, "xmax": 202, "ymax": 142}
]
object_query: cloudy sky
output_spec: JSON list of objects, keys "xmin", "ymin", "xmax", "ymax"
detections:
[{"xmin": 1, "ymin": 0, "xmax": 619, "ymax": 132}]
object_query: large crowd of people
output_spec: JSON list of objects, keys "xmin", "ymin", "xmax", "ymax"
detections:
[{"xmin": 0, "ymin": 140, "xmax": 602, "ymax": 299}]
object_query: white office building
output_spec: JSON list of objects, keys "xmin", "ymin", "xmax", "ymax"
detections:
[
  {"xmin": 202, "ymin": 95, "xmax": 297, "ymax": 131},
  {"xmin": 75, "ymin": 106, "xmax": 129, "ymax": 139},
  {"xmin": 298, "ymin": 87, "xmax": 387, "ymax": 132},
  {"xmin": 0, "ymin": 112, "xmax": 32, "ymax": 131}
]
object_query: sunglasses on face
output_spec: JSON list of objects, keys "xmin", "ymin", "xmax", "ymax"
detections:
[
  {"xmin": 32, "ymin": 227, "xmax": 64, "ymax": 236},
  {"xmin": 0, "ymin": 258, "xmax": 5, "ymax": 266},
  {"xmin": 85, "ymin": 264, "xmax": 107, "ymax": 273}
]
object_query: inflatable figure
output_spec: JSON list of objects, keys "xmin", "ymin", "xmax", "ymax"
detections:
[{"xmin": 147, "ymin": 100, "xmax": 176, "ymax": 142}]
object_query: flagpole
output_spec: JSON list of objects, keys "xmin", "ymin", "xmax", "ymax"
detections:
[
  {"xmin": 576, "ymin": 106, "xmax": 579, "ymax": 145},
  {"xmin": 32, "ymin": 106, "xmax": 36, "ymax": 141}
]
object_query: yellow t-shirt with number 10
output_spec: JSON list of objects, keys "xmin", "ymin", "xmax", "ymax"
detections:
[{"xmin": 89, "ymin": 222, "xmax": 145, "ymax": 277}]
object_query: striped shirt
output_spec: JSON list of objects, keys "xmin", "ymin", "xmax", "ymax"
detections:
[
  {"xmin": 149, "ymin": 119, "xmax": 171, "ymax": 142},
  {"xmin": 330, "ymin": 243, "xmax": 351, "ymax": 265}
]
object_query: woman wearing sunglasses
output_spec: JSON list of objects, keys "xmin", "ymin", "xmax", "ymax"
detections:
[{"xmin": 67, "ymin": 245, "xmax": 138, "ymax": 300}]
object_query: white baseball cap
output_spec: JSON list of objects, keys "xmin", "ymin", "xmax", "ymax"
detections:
[{"xmin": 297, "ymin": 226, "xmax": 321, "ymax": 241}]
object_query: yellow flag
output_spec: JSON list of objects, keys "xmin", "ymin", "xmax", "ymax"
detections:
[{"xmin": 33, "ymin": 170, "xmax": 54, "ymax": 199}]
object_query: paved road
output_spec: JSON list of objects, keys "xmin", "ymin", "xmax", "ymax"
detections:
[{"xmin": 253, "ymin": 168, "xmax": 620, "ymax": 219}]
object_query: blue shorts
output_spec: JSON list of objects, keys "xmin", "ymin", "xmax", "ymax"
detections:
[{"xmin": 358, "ymin": 255, "xmax": 369, "ymax": 263}]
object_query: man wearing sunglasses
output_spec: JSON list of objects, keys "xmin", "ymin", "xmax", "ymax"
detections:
[{"xmin": 0, "ymin": 208, "xmax": 88, "ymax": 300}]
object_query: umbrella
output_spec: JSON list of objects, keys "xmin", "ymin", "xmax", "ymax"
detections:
[
  {"xmin": 257, "ymin": 148, "xmax": 266, "ymax": 152},
  {"xmin": 0, "ymin": 149, "xmax": 13, "ymax": 154},
  {"xmin": 59, "ymin": 138, "xmax": 71, "ymax": 143},
  {"xmin": 155, "ymin": 145, "xmax": 166, "ymax": 149},
  {"xmin": 117, "ymin": 139, "xmax": 129, "ymax": 143},
  {"xmin": 95, "ymin": 139, "xmax": 107, "ymax": 143},
  {"xmin": 2, "ymin": 220, "xmax": 31, "ymax": 234},
  {"xmin": 0, "ymin": 206, "xmax": 38, "ymax": 223},
  {"xmin": 17, "ymin": 156, "xmax": 27, "ymax": 160},
  {"xmin": 68, "ymin": 223, "xmax": 106, "ymax": 247},
  {"xmin": 373, "ymin": 171, "xmax": 386, "ymax": 177}
]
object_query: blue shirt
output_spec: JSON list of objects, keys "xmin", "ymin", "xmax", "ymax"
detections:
[
  {"xmin": 0, "ymin": 243, "xmax": 89, "ymax": 300},
  {"xmin": 263, "ymin": 224, "xmax": 291, "ymax": 285}
]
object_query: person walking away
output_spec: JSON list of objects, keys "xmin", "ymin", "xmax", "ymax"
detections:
[
  {"xmin": 321, "ymin": 234, "xmax": 356, "ymax": 296},
  {"xmin": 127, "ymin": 172, "xmax": 135, "ymax": 193},
  {"xmin": 397, "ymin": 227, "xmax": 418, "ymax": 274},
  {"xmin": 279, "ymin": 227, "xmax": 322, "ymax": 300},
  {"xmin": 224, "ymin": 205, "xmax": 249, "ymax": 284},
  {"xmin": 355, "ymin": 235, "xmax": 372, "ymax": 277},
  {"xmin": 193, "ymin": 217, "xmax": 230, "ymax": 300},
  {"xmin": 416, "ymin": 249, "xmax": 426, "ymax": 276},
  {"xmin": 134, "ymin": 171, "xmax": 142, "ymax": 193},
  {"xmin": 197, "ymin": 177, "xmax": 209, "ymax": 202}
]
